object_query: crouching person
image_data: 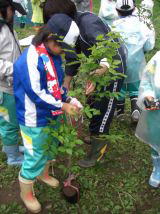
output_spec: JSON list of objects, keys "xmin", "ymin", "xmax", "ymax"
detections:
[
  {"xmin": 114, "ymin": 0, "xmax": 155, "ymax": 123},
  {"xmin": 13, "ymin": 26, "xmax": 81, "ymax": 213},
  {"xmin": 136, "ymin": 51, "xmax": 160, "ymax": 188}
]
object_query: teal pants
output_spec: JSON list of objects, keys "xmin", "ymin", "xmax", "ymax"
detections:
[
  {"xmin": 118, "ymin": 81, "xmax": 140, "ymax": 101},
  {"xmin": 0, "ymin": 92, "xmax": 19, "ymax": 146},
  {"xmin": 20, "ymin": 122, "xmax": 60, "ymax": 181}
]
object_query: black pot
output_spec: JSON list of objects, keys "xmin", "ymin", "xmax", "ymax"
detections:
[{"xmin": 62, "ymin": 180, "xmax": 80, "ymax": 204}]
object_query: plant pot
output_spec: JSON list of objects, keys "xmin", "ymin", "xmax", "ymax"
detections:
[{"xmin": 62, "ymin": 179, "xmax": 80, "ymax": 204}]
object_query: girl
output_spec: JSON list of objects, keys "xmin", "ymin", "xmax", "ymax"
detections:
[
  {"xmin": 0, "ymin": 0, "xmax": 26, "ymax": 166},
  {"xmin": 113, "ymin": 0, "xmax": 155, "ymax": 123},
  {"xmin": 14, "ymin": 26, "xmax": 81, "ymax": 213},
  {"xmin": 99, "ymin": 0, "xmax": 153, "ymax": 28},
  {"xmin": 31, "ymin": 0, "xmax": 45, "ymax": 27},
  {"xmin": 136, "ymin": 51, "xmax": 160, "ymax": 188}
]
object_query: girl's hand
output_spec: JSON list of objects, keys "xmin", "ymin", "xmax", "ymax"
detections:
[
  {"xmin": 85, "ymin": 80, "xmax": 96, "ymax": 95},
  {"xmin": 63, "ymin": 75, "xmax": 73, "ymax": 91},
  {"xmin": 90, "ymin": 65, "xmax": 108, "ymax": 76},
  {"xmin": 145, "ymin": 96, "xmax": 154, "ymax": 101},
  {"xmin": 62, "ymin": 103, "xmax": 79, "ymax": 115},
  {"xmin": 144, "ymin": 96, "xmax": 154, "ymax": 109}
]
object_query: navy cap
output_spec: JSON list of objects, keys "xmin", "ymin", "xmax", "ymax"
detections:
[{"xmin": 47, "ymin": 13, "xmax": 80, "ymax": 46}]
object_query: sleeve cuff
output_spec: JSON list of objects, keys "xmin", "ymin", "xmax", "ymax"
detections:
[{"xmin": 100, "ymin": 58, "xmax": 110, "ymax": 68}]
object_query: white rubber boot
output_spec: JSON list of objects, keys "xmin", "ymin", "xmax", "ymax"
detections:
[
  {"xmin": 19, "ymin": 175, "xmax": 41, "ymax": 213},
  {"xmin": 3, "ymin": 145, "xmax": 23, "ymax": 166},
  {"xmin": 38, "ymin": 162, "xmax": 59, "ymax": 188},
  {"xmin": 149, "ymin": 155, "xmax": 160, "ymax": 188}
]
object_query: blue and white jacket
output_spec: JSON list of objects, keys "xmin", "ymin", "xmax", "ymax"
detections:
[{"xmin": 13, "ymin": 45, "xmax": 67, "ymax": 127}]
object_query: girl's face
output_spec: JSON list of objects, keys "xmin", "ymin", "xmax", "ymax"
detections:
[
  {"xmin": 6, "ymin": 6, "xmax": 14, "ymax": 23},
  {"xmin": 47, "ymin": 40, "xmax": 64, "ymax": 55}
]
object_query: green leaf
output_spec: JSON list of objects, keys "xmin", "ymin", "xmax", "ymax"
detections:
[
  {"xmin": 66, "ymin": 149, "xmax": 73, "ymax": 155},
  {"xmin": 76, "ymin": 139, "xmax": 83, "ymax": 145}
]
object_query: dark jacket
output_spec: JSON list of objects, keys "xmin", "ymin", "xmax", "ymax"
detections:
[{"xmin": 65, "ymin": 12, "xmax": 126, "ymax": 76}]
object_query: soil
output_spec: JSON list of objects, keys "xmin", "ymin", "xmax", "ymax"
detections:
[{"xmin": 0, "ymin": 180, "xmax": 21, "ymax": 204}]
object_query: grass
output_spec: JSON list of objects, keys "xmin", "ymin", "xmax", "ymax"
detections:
[{"xmin": 1, "ymin": 0, "xmax": 160, "ymax": 213}]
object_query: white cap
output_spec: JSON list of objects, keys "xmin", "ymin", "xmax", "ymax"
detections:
[{"xmin": 116, "ymin": 0, "xmax": 135, "ymax": 11}]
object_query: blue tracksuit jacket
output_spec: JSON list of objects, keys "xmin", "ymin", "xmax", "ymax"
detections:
[{"xmin": 13, "ymin": 44, "xmax": 67, "ymax": 127}]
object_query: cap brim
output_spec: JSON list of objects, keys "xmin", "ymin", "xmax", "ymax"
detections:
[
  {"xmin": 60, "ymin": 42, "xmax": 79, "ymax": 64},
  {"xmin": 61, "ymin": 42, "xmax": 71, "ymax": 49},
  {"xmin": 12, "ymin": 2, "xmax": 27, "ymax": 15},
  {"xmin": 60, "ymin": 42, "xmax": 75, "ymax": 54}
]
